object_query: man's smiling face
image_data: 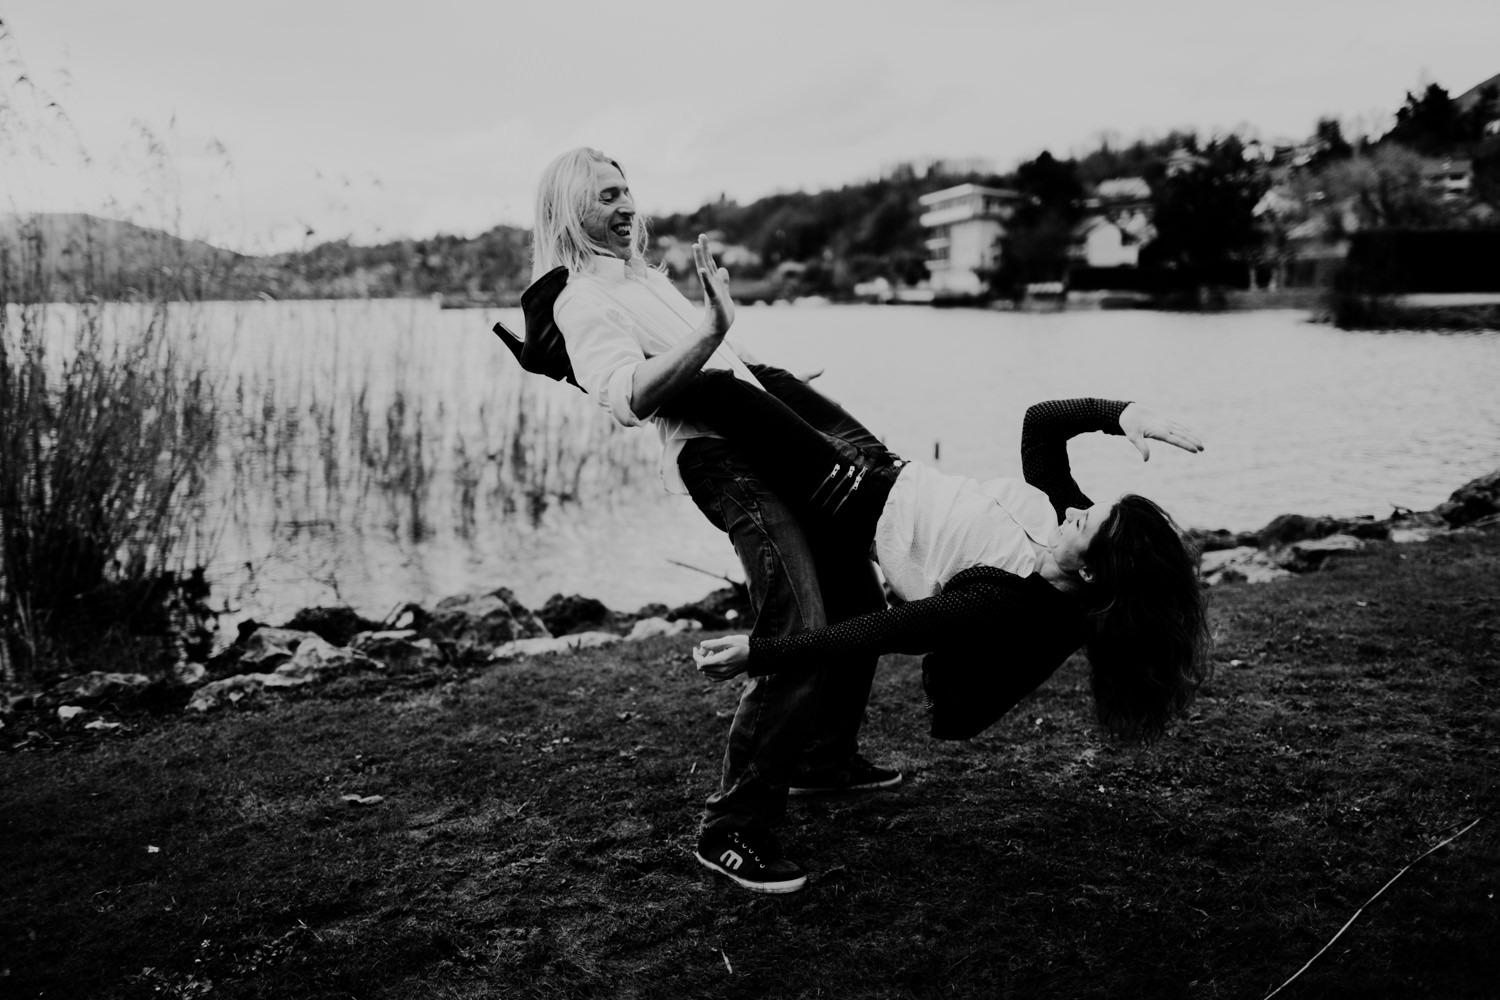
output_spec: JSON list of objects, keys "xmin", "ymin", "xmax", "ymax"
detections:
[{"xmin": 581, "ymin": 160, "xmax": 636, "ymax": 260}]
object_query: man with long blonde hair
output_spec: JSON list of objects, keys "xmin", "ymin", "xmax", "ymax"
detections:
[{"xmin": 527, "ymin": 147, "xmax": 899, "ymax": 893}]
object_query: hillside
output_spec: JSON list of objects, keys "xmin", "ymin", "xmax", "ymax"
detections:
[{"xmin": 0, "ymin": 213, "xmax": 244, "ymax": 299}]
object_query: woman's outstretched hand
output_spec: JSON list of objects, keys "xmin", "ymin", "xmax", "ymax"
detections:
[
  {"xmin": 693, "ymin": 635, "xmax": 750, "ymax": 681},
  {"xmin": 693, "ymin": 233, "xmax": 735, "ymax": 340},
  {"xmin": 1119, "ymin": 403, "xmax": 1204, "ymax": 461}
]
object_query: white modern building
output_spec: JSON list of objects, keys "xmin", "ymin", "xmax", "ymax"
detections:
[{"xmin": 918, "ymin": 183, "xmax": 1019, "ymax": 295}]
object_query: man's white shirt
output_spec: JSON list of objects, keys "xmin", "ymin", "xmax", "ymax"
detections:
[{"xmin": 553, "ymin": 254, "xmax": 763, "ymax": 493}]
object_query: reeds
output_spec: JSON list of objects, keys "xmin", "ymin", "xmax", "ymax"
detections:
[
  {"xmin": 0, "ymin": 219, "xmax": 220, "ymax": 680},
  {"xmin": 215, "ymin": 302, "xmax": 656, "ymax": 553}
]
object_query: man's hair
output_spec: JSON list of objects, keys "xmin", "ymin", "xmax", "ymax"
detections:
[
  {"xmin": 531, "ymin": 147, "xmax": 650, "ymax": 280},
  {"xmin": 1081, "ymin": 493, "xmax": 1212, "ymax": 741}
]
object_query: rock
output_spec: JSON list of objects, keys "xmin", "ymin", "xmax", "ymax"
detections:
[
  {"xmin": 1258, "ymin": 513, "xmax": 1386, "ymax": 547},
  {"xmin": 1274, "ymin": 533, "xmax": 1366, "ymax": 572},
  {"xmin": 55, "ymin": 671, "xmax": 153, "ymax": 705},
  {"xmin": 1258, "ymin": 514, "xmax": 1342, "ymax": 547},
  {"xmin": 1199, "ymin": 547, "xmax": 1293, "ymax": 587},
  {"xmin": 173, "ymin": 662, "xmax": 207, "ymax": 687},
  {"xmin": 272, "ymin": 636, "xmax": 379, "ymax": 682},
  {"xmin": 538, "ymin": 594, "xmax": 614, "ymax": 636},
  {"xmin": 425, "ymin": 588, "xmax": 550, "ymax": 661},
  {"xmin": 239, "ymin": 627, "xmax": 317, "ymax": 670},
  {"xmin": 57, "ymin": 705, "xmax": 85, "ymax": 722},
  {"xmin": 1189, "ymin": 529, "xmax": 1248, "ymax": 553},
  {"xmin": 1391, "ymin": 524, "xmax": 1446, "ymax": 544},
  {"xmin": 1434, "ymin": 469, "xmax": 1500, "ymax": 527},
  {"xmin": 349, "ymin": 631, "xmax": 448, "ymax": 674},
  {"xmin": 188, "ymin": 674, "xmax": 277, "ymax": 712},
  {"xmin": 282, "ymin": 606, "xmax": 384, "ymax": 647},
  {"xmin": 490, "ymin": 631, "xmax": 620, "ymax": 661},
  {"xmin": 668, "ymin": 586, "xmax": 754, "ymax": 631},
  {"xmin": 627, "ymin": 617, "xmax": 702, "ymax": 640}
]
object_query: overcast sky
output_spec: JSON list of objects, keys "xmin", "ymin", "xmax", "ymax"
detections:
[{"xmin": 2, "ymin": 0, "xmax": 1495, "ymax": 253}]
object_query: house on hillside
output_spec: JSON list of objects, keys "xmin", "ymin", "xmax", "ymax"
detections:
[
  {"xmin": 918, "ymin": 183, "xmax": 1020, "ymax": 295},
  {"xmin": 1072, "ymin": 177, "xmax": 1154, "ymax": 269},
  {"xmin": 1420, "ymin": 158, "xmax": 1474, "ymax": 202}
]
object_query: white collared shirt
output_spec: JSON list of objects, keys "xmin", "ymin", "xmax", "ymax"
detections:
[
  {"xmin": 873, "ymin": 463, "xmax": 1058, "ymax": 600},
  {"xmin": 554, "ymin": 254, "xmax": 763, "ymax": 493}
]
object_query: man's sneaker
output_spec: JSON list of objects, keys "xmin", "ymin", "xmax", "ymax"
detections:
[
  {"xmin": 695, "ymin": 828, "xmax": 807, "ymax": 894},
  {"xmin": 788, "ymin": 754, "xmax": 903, "ymax": 796}
]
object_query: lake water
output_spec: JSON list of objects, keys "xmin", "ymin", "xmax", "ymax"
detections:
[{"xmin": 53, "ymin": 300, "xmax": 1500, "ymax": 626}]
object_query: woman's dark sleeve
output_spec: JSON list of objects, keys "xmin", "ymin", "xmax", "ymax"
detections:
[
  {"xmin": 1019, "ymin": 398, "xmax": 1130, "ymax": 517},
  {"xmin": 747, "ymin": 581, "xmax": 1016, "ymax": 675}
]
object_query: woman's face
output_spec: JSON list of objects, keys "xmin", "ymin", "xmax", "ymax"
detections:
[
  {"xmin": 1052, "ymin": 499, "xmax": 1116, "ymax": 576},
  {"xmin": 580, "ymin": 160, "xmax": 636, "ymax": 260}
]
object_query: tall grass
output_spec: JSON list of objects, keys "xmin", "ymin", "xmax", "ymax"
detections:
[
  {"xmin": 0, "ymin": 219, "xmax": 221, "ymax": 681},
  {"xmin": 214, "ymin": 305, "xmax": 655, "ymax": 551}
]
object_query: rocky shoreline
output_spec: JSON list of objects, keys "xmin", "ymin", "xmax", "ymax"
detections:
[{"xmin": 5, "ymin": 470, "xmax": 1498, "ymax": 737}]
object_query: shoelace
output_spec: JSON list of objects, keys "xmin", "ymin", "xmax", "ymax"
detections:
[{"xmin": 729, "ymin": 832, "xmax": 765, "ymax": 866}]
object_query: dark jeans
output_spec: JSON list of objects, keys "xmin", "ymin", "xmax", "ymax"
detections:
[
  {"xmin": 676, "ymin": 373, "xmax": 888, "ymax": 836},
  {"xmin": 665, "ymin": 365, "xmax": 904, "ymax": 551}
]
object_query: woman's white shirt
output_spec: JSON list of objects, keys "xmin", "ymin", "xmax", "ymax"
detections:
[{"xmin": 873, "ymin": 463, "xmax": 1057, "ymax": 601}]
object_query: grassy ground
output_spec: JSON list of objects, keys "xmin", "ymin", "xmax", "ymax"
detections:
[{"xmin": 3, "ymin": 529, "xmax": 1497, "ymax": 999}]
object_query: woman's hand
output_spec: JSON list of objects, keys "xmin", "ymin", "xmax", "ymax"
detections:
[
  {"xmin": 693, "ymin": 635, "xmax": 750, "ymax": 681},
  {"xmin": 693, "ymin": 234, "xmax": 735, "ymax": 340},
  {"xmin": 1119, "ymin": 403, "xmax": 1204, "ymax": 461}
]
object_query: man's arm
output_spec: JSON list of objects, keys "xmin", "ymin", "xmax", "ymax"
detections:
[
  {"xmin": 630, "ymin": 235, "xmax": 737, "ymax": 417},
  {"xmin": 557, "ymin": 235, "xmax": 737, "ymax": 424}
]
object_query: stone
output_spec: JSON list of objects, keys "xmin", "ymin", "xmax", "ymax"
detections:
[
  {"xmin": 489, "ymin": 631, "xmax": 620, "ymax": 661},
  {"xmin": 173, "ymin": 662, "xmax": 208, "ymax": 687},
  {"xmin": 239, "ymin": 627, "xmax": 317, "ymax": 670},
  {"xmin": 1434, "ymin": 469, "xmax": 1500, "ymax": 527},
  {"xmin": 668, "ymin": 586, "xmax": 754, "ymax": 631},
  {"xmin": 1275, "ymin": 533, "xmax": 1366, "ymax": 572},
  {"xmin": 627, "ymin": 617, "xmax": 702, "ymax": 640},
  {"xmin": 187, "ymin": 674, "xmax": 278, "ymax": 712},
  {"xmin": 1199, "ymin": 547, "xmax": 1293, "ymax": 586},
  {"xmin": 350, "ymin": 631, "xmax": 448, "ymax": 674},
  {"xmin": 1189, "ymin": 529, "xmax": 1245, "ymax": 553},
  {"xmin": 56, "ymin": 671, "xmax": 152, "ymax": 705},
  {"xmin": 425, "ymin": 588, "xmax": 550, "ymax": 661},
  {"xmin": 538, "ymin": 594, "xmax": 613, "ymax": 636},
  {"xmin": 282, "ymin": 606, "xmax": 385, "ymax": 647},
  {"xmin": 272, "ymin": 636, "xmax": 379, "ymax": 682},
  {"xmin": 1258, "ymin": 514, "xmax": 1344, "ymax": 548}
]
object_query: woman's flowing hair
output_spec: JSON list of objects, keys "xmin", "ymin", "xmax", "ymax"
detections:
[
  {"xmin": 531, "ymin": 147, "xmax": 651, "ymax": 281},
  {"xmin": 1081, "ymin": 493, "xmax": 1212, "ymax": 741}
]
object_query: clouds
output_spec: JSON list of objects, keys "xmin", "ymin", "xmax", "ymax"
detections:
[{"xmin": 3, "ymin": 0, "xmax": 1495, "ymax": 252}]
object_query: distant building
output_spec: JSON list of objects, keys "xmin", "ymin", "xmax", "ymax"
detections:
[
  {"xmin": 1072, "ymin": 178, "xmax": 1154, "ymax": 268},
  {"xmin": 656, "ymin": 232, "xmax": 761, "ymax": 274},
  {"xmin": 918, "ymin": 183, "xmax": 1019, "ymax": 295},
  {"xmin": 1420, "ymin": 158, "xmax": 1474, "ymax": 201}
]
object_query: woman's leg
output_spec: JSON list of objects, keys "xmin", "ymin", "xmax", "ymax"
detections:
[
  {"xmin": 656, "ymin": 370, "xmax": 897, "ymax": 544},
  {"xmin": 744, "ymin": 364, "xmax": 890, "ymax": 455}
]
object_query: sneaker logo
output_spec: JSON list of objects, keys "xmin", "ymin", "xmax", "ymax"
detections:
[{"xmin": 718, "ymin": 849, "xmax": 744, "ymax": 871}]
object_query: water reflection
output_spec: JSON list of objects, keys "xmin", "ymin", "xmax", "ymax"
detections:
[{"xmin": 78, "ymin": 300, "xmax": 1500, "ymax": 625}]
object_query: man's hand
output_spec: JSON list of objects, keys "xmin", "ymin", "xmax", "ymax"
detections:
[
  {"xmin": 693, "ymin": 234, "xmax": 735, "ymax": 340},
  {"xmin": 693, "ymin": 635, "xmax": 750, "ymax": 681},
  {"xmin": 1118, "ymin": 403, "xmax": 1204, "ymax": 461}
]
